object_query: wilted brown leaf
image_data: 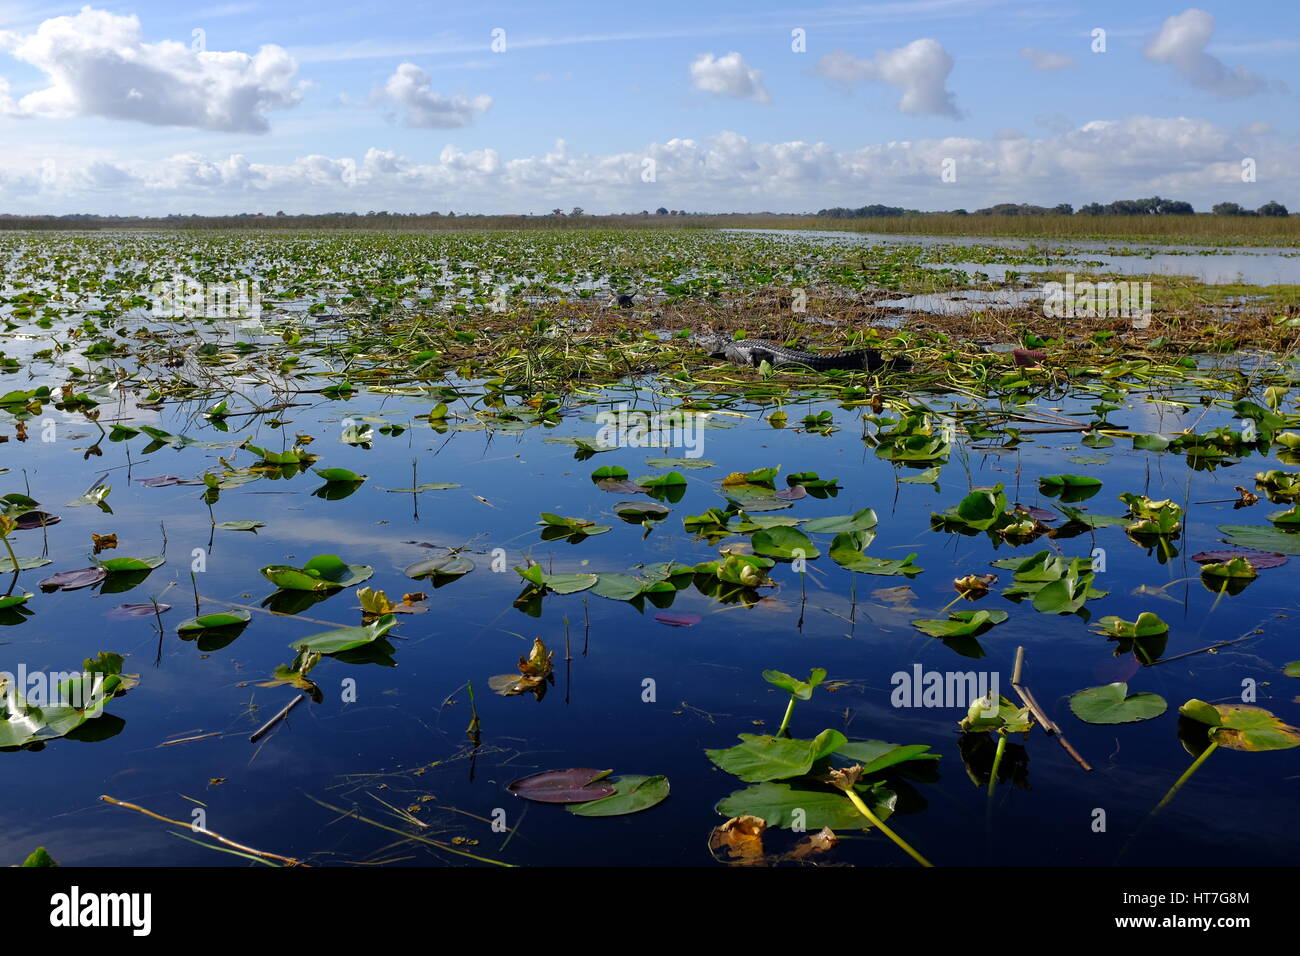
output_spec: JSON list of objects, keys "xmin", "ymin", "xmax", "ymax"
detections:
[
  {"xmin": 954, "ymin": 573, "xmax": 997, "ymax": 598},
  {"xmin": 786, "ymin": 827, "xmax": 838, "ymax": 860},
  {"xmin": 91, "ymin": 532, "xmax": 118, "ymax": 554},
  {"xmin": 708, "ymin": 815, "xmax": 768, "ymax": 866}
]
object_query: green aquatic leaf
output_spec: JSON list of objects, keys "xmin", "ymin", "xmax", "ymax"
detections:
[
  {"xmin": 1216, "ymin": 524, "xmax": 1300, "ymax": 554},
  {"xmin": 313, "ymin": 467, "xmax": 367, "ymax": 483},
  {"xmin": 1038, "ymin": 474, "xmax": 1102, "ymax": 502},
  {"xmin": 912, "ymin": 609, "xmax": 1008, "ymax": 638},
  {"xmin": 1069, "ymin": 683, "xmax": 1167, "ymax": 724},
  {"xmin": 291, "ymin": 613, "xmax": 398, "ymax": 654},
  {"xmin": 644, "ymin": 457, "xmax": 714, "ymax": 470},
  {"xmin": 762, "ymin": 668, "xmax": 827, "ymax": 701},
  {"xmin": 705, "ymin": 729, "xmax": 847, "ymax": 783},
  {"xmin": 898, "ymin": 466, "xmax": 942, "ymax": 485},
  {"xmin": 1092, "ymin": 612, "xmax": 1169, "ymax": 638},
  {"xmin": 0, "ymin": 556, "xmax": 51, "ymax": 573},
  {"xmin": 832, "ymin": 741, "xmax": 940, "ymax": 774},
  {"xmin": 829, "ymin": 533, "xmax": 922, "ymax": 576},
  {"xmin": 801, "ymin": 508, "xmax": 878, "ymax": 534},
  {"xmin": 751, "ymin": 526, "xmax": 819, "ymax": 561},
  {"xmin": 567, "ymin": 775, "xmax": 670, "ymax": 817},
  {"xmin": 959, "ymin": 694, "xmax": 1033, "ymax": 735},
  {"xmin": 591, "ymin": 573, "xmax": 647, "ymax": 602},
  {"xmin": 261, "ymin": 554, "xmax": 373, "ymax": 591},
  {"xmin": 715, "ymin": 780, "xmax": 896, "ymax": 831},
  {"xmin": 93, "ymin": 555, "xmax": 165, "ymax": 572},
  {"xmin": 177, "ymin": 610, "xmax": 252, "ymax": 633},
  {"xmin": 1180, "ymin": 702, "xmax": 1300, "ymax": 752},
  {"xmin": 405, "ymin": 555, "xmax": 474, "ymax": 579}
]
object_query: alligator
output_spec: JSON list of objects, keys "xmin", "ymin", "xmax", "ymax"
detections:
[{"xmin": 694, "ymin": 333, "xmax": 910, "ymax": 372}]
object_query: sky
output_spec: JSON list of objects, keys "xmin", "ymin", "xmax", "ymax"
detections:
[{"xmin": 0, "ymin": 0, "xmax": 1296, "ymax": 215}]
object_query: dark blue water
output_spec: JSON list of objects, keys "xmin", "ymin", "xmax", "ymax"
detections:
[{"xmin": 2, "ymin": 373, "xmax": 1297, "ymax": 867}]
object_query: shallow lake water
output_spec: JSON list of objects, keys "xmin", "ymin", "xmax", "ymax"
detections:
[
  {"xmin": 1, "ymin": 229, "xmax": 1298, "ymax": 867},
  {"xmin": 2, "ymin": 378, "xmax": 1297, "ymax": 866}
]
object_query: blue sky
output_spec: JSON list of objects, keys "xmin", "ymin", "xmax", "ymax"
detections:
[{"xmin": 0, "ymin": 0, "xmax": 1296, "ymax": 214}]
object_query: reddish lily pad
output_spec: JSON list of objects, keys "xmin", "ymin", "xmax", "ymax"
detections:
[
  {"xmin": 108, "ymin": 603, "xmax": 172, "ymax": 619},
  {"xmin": 1013, "ymin": 349, "xmax": 1046, "ymax": 367},
  {"xmin": 654, "ymin": 612, "xmax": 702, "ymax": 627},
  {"xmin": 1014, "ymin": 504, "xmax": 1057, "ymax": 522},
  {"xmin": 1190, "ymin": 549, "xmax": 1287, "ymax": 570},
  {"xmin": 38, "ymin": 567, "xmax": 107, "ymax": 592},
  {"xmin": 507, "ymin": 768, "xmax": 616, "ymax": 804},
  {"xmin": 15, "ymin": 511, "xmax": 60, "ymax": 530}
]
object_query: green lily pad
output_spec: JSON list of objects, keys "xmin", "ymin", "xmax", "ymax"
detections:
[
  {"xmin": 1179, "ymin": 700, "xmax": 1300, "ymax": 751},
  {"xmin": 801, "ymin": 508, "xmax": 878, "ymax": 534},
  {"xmin": 291, "ymin": 613, "xmax": 398, "ymax": 654},
  {"xmin": 833, "ymin": 740, "xmax": 940, "ymax": 774},
  {"xmin": 912, "ymin": 609, "xmax": 1008, "ymax": 638},
  {"xmin": 216, "ymin": 520, "xmax": 265, "ymax": 532},
  {"xmin": 177, "ymin": 610, "xmax": 252, "ymax": 633},
  {"xmin": 751, "ymin": 526, "xmax": 819, "ymax": 561},
  {"xmin": 1092, "ymin": 612, "xmax": 1169, "ymax": 638},
  {"xmin": 0, "ymin": 555, "xmax": 52, "ymax": 573},
  {"xmin": 1069, "ymin": 683, "xmax": 1167, "ymax": 724},
  {"xmin": 261, "ymin": 554, "xmax": 373, "ymax": 591},
  {"xmin": 93, "ymin": 555, "xmax": 165, "ymax": 572},
  {"xmin": 314, "ymin": 467, "xmax": 367, "ymax": 483},
  {"xmin": 0, "ymin": 591, "xmax": 34, "ymax": 610},
  {"xmin": 567, "ymin": 775, "xmax": 670, "ymax": 817},
  {"xmin": 716, "ymin": 780, "xmax": 896, "ymax": 831},
  {"xmin": 1218, "ymin": 524, "xmax": 1300, "ymax": 554},
  {"xmin": 830, "ymin": 534, "xmax": 922, "ymax": 576},
  {"xmin": 405, "ymin": 555, "xmax": 474, "ymax": 579},
  {"xmin": 705, "ymin": 729, "xmax": 846, "ymax": 783}
]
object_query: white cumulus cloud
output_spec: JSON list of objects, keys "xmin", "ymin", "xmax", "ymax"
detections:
[
  {"xmin": 689, "ymin": 52, "xmax": 769, "ymax": 103},
  {"xmin": 0, "ymin": 7, "xmax": 303, "ymax": 132},
  {"xmin": 3, "ymin": 116, "xmax": 1288, "ymax": 215},
  {"xmin": 376, "ymin": 62, "xmax": 492, "ymax": 128},
  {"xmin": 816, "ymin": 39, "xmax": 960, "ymax": 118},
  {"xmin": 1144, "ymin": 8, "xmax": 1268, "ymax": 98}
]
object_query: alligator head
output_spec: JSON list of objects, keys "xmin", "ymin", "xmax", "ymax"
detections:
[{"xmin": 692, "ymin": 332, "xmax": 733, "ymax": 357}]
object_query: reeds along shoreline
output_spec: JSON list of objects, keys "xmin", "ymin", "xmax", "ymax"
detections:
[{"xmin": 1, "ymin": 212, "xmax": 1296, "ymax": 245}]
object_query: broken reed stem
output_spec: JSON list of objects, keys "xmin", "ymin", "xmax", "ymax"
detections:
[
  {"xmin": 249, "ymin": 692, "xmax": 306, "ymax": 743},
  {"xmin": 1009, "ymin": 645, "xmax": 1093, "ymax": 772},
  {"xmin": 100, "ymin": 795, "xmax": 308, "ymax": 867}
]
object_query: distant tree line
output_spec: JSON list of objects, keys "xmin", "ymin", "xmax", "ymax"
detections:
[
  {"xmin": 1, "ymin": 195, "xmax": 1292, "ymax": 228},
  {"xmin": 814, "ymin": 196, "xmax": 1289, "ymax": 218},
  {"xmin": 1210, "ymin": 201, "xmax": 1290, "ymax": 217}
]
